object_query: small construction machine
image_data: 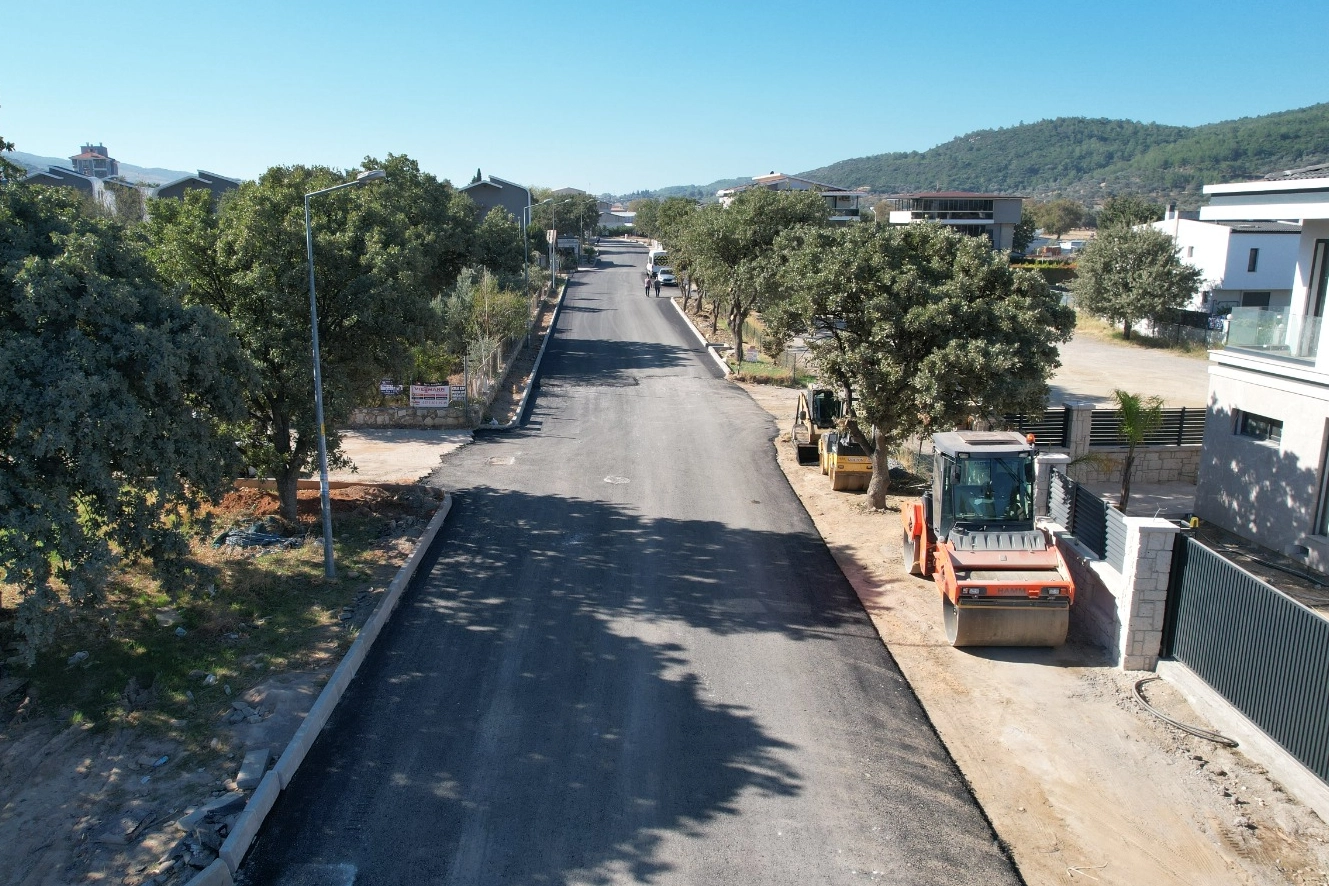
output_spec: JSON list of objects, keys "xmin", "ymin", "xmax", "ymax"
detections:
[
  {"xmin": 791, "ymin": 388, "xmax": 841, "ymax": 466},
  {"xmin": 901, "ymin": 431, "xmax": 1074, "ymax": 647},
  {"xmin": 819, "ymin": 430, "xmax": 872, "ymax": 491}
]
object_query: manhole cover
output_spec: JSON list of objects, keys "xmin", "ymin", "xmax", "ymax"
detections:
[{"xmin": 603, "ymin": 476, "xmax": 630, "ymax": 484}]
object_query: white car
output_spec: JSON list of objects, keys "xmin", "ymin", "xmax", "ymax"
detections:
[{"xmin": 656, "ymin": 267, "xmax": 677, "ymax": 286}]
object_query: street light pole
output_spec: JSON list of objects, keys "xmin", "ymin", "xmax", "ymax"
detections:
[{"xmin": 304, "ymin": 168, "xmax": 387, "ymax": 579}]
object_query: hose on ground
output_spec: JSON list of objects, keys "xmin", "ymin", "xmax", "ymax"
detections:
[{"xmin": 1133, "ymin": 677, "xmax": 1239, "ymax": 748}]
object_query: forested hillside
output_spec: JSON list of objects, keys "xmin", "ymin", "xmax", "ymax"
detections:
[{"xmin": 798, "ymin": 103, "xmax": 1329, "ymax": 206}]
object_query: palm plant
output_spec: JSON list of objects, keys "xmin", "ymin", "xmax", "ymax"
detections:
[{"xmin": 1114, "ymin": 389, "xmax": 1164, "ymax": 512}]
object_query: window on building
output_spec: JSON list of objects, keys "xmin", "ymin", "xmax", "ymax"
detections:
[
  {"xmin": 1248, "ymin": 248, "xmax": 1260, "ymax": 272},
  {"xmin": 1241, "ymin": 292, "xmax": 1271, "ymax": 308},
  {"xmin": 1237, "ymin": 411, "xmax": 1282, "ymax": 444}
]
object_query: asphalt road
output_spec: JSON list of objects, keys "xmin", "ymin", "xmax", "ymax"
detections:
[{"xmin": 238, "ymin": 243, "xmax": 1022, "ymax": 886}]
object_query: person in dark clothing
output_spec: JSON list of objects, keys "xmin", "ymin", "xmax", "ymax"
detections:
[{"xmin": 653, "ymin": 278, "xmax": 662, "ymax": 297}]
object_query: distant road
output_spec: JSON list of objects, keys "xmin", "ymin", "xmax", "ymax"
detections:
[{"xmin": 238, "ymin": 242, "xmax": 1022, "ymax": 886}]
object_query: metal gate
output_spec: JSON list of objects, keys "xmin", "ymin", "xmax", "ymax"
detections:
[{"xmin": 1164, "ymin": 536, "xmax": 1329, "ymax": 782}]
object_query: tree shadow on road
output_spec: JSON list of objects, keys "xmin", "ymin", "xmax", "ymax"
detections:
[{"xmin": 240, "ymin": 485, "xmax": 1018, "ymax": 885}]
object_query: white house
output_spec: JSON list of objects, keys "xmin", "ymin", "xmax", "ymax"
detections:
[
  {"xmin": 1192, "ymin": 162, "xmax": 1329, "ymax": 570},
  {"xmin": 717, "ymin": 172, "xmax": 862, "ymax": 223},
  {"xmin": 1150, "ymin": 211, "xmax": 1300, "ymax": 313}
]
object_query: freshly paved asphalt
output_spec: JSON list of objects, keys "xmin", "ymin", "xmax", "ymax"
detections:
[{"xmin": 238, "ymin": 243, "xmax": 1022, "ymax": 885}]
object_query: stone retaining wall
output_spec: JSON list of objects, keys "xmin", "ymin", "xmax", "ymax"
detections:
[
  {"xmin": 348, "ymin": 406, "xmax": 473, "ymax": 429},
  {"xmin": 1069, "ymin": 444, "xmax": 1200, "ymax": 485}
]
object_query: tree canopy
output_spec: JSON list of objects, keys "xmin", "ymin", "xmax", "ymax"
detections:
[
  {"xmin": 771, "ymin": 222, "xmax": 1075, "ymax": 507},
  {"xmin": 145, "ymin": 161, "xmax": 452, "ymax": 519},
  {"xmin": 1070, "ymin": 225, "xmax": 1202, "ymax": 339},
  {"xmin": 1, "ymin": 182, "xmax": 249, "ymax": 656},
  {"xmin": 1030, "ymin": 199, "xmax": 1086, "ymax": 239},
  {"xmin": 666, "ymin": 187, "xmax": 829, "ymax": 364},
  {"xmin": 1096, "ymin": 195, "xmax": 1164, "ymax": 230}
]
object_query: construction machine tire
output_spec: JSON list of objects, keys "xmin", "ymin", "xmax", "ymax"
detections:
[
  {"xmin": 829, "ymin": 463, "xmax": 844, "ymax": 490},
  {"xmin": 943, "ymin": 598, "xmax": 1069, "ymax": 647}
]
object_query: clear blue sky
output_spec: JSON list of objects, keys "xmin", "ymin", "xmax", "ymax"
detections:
[{"xmin": 4, "ymin": 0, "xmax": 1327, "ymax": 196}]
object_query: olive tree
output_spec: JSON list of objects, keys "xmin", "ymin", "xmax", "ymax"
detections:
[
  {"xmin": 772, "ymin": 222, "xmax": 1075, "ymax": 508},
  {"xmin": 1071, "ymin": 224, "xmax": 1202, "ymax": 339},
  {"xmin": 1, "ymin": 182, "xmax": 248, "ymax": 656},
  {"xmin": 145, "ymin": 159, "xmax": 463, "ymax": 520}
]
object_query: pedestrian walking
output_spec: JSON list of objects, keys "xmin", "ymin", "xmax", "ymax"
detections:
[
  {"xmin": 644, "ymin": 275, "xmax": 652, "ymax": 296},
  {"xmin": 653, "ymin": 278, "xmax": 662, "ymax": 297}
]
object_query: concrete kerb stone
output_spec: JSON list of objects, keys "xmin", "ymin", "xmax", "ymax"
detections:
[
  {"xmin": 487, "ymin": 277, "xmax": 571, "ymax": 432},
  {"xmin": 218, "ymin": 770, "xmax": 281, "ymax": 872},
  {"xmin": 186, "ymin": 859, "xmax": 234, "ymax": 886},
  {"xmin": 211, "ymin": 492, "xmax": 452, "ymax": 879},
  {"xmin": 669, "ymin": 296, "xmax": 732, "ymax": 377}
]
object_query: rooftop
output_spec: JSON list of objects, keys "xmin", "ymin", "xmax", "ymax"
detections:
[{"xmin": 1264, "ymin": 162, "xmax": 1329, "ymax": 181}]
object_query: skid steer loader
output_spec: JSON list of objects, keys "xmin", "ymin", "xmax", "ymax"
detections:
[
  {"xmin": 900, "ymin": 431, "xmax": 1074, "ymax": 647},
  {"xmin": 791, "ymin": 388, "xmax": 840, "ymax": 466}
]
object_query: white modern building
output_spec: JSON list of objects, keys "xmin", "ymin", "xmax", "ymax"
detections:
[
  {"xmin": 717, "ymin": 172, "xmax": 862, "ymax": 223},
  {"xmin": 1150, "ymin": 211, "xmax": 1300, "ymax": 313},
  {"xmin": 882, "ymin": 191, "xmax": 1023, "ymax": 251},
  {"xmin": 1193, "ymin": 163, "xmax": 1329, "ymax": 570}
]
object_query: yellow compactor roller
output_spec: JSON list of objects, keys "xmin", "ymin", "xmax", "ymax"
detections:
[{"xmin": 901, "ymin": 431, "xmax": 1074, "ymax": 647}]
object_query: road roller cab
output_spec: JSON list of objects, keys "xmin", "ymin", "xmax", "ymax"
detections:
[{"xmin": 901, "ymin": 431, "xmax": 1074, "ymax": 647}]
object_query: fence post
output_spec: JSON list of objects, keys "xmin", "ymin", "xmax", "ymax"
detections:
[
  {"xmin": 1063, "ymin": 400, "xmax": 1096, "ymax": 481},
  {"xmin": 1115, "ymin": 517, "xmax": 1181, "ymax": 670},
  {"xmin": 1035, "ymin": 453, "xmax": 1071, "ymax": 517}
]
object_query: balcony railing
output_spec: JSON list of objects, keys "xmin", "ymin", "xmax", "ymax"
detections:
[{"xmin": 1224, "ymin": 307, "xmax": 1322, "ymax": 364}]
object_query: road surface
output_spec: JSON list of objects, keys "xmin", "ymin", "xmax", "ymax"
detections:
[{"xmin": 238, "ymin": 243, "xmax": 1021, "ymax": 885}]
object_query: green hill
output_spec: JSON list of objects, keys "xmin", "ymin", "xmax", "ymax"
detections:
[{"xmin": 798, "ymin": 103, "xmax": 1329, "ymax": 207}]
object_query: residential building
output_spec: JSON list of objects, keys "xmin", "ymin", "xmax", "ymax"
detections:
[
  {"xmin": 460, "ymin": 171, "xmax": 532, "ymax": 223},
  {"xmin": 717, "ymin": 172, "xmax": 862, "ymax": 222},
  {"xmin": 1150, "ymin": 210, "xmax": 1300, "ymax": 313},
  {"xmin": 882, "ymin": 192, "xmax": 1023, "ymax": 251},
  {"xmin": 23, "ymin": 165, "xmax": 96, "ymax": 197},
  {"xmin": 69, "ymin": 143, "xmax": 118, "ymax": 179},
  {"xmin": 154, "ymin": 169, "xmax": 241, "ymax": 201},
  {"xmin": 1192, "ymin": 163, "xmax": 1329, "ymax": 570}
]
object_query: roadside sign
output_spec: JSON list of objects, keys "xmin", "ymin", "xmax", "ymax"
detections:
[
  {"xmin": 450, "ymin": 385, "xmax": 466, "ymax": 402},
  {"xmin": 546, "ymin": 229, "xmax": 557, "ymax": 245},
  {"xmin": 409, "ymin": 384, "xmax": 451, "ymax": 407}
]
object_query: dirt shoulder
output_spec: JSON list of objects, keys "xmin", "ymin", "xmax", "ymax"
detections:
[
  {"xmin": 0, "ymin": 484, "xmax": 441, "ymax": 886},
  {"xmin": 739, "ymin": 381, "xmax": 1329, "ymax": 886}
]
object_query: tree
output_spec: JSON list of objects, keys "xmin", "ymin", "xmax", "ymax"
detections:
[
  {"xmin": 628, "ymin": 198, "xmax": 659, "ymax": 239},
  {"xmin": 1031, "ymin": 199, "xmax": 1086, "ymax": 239},
  {"xmin": 1113, "ymin": 389, "xmax": 1163, "ymax": 512},
  {"xmin": 1070, "ymin": 225, "xmax": 1202, "ymax": 339},
  {"xmin": 771, "ymin": 222, "xmax": 1075, "ymax": 508},
  {"xmin": 670, "ymin": 188, "xmax": 829, "ymax": 366},
  {"xmin": 0, "ymin": 132, "xmax": 23, "ymax": 181},
  {"xmin": 1012, "ymin": 207, "xmax": 1037, "ymax": 253},
  {"xmin": 472, "ymin": 206, "xmax": 525, "ymax": 282},
  {"xmin": 1097, "ymin": 195, "xmax": 1163, "ymax": 231},
  {"xmin": 145, "ymin": 162, "xmax": 456, "ymax": 520},
  {"xmin": 1, "ymin": 182, "xmax": 249, "ymax": 657}
]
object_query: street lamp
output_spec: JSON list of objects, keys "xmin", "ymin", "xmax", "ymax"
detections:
[{"xmin": 304, "ymin": 167, "xmax": 387, "ymax": 579}]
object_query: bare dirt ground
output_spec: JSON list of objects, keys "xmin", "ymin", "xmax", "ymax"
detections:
[
  {"xmin": 1050, "ymin": 331, "xmax": 1211, "ymax": 407},
  {"xmin": 741, "ymin": 381, "xmax": 1329, "ymax": 886},
  {"xmin": 0, "ymin": 486, "xmax": 437, "ymax": 886}
]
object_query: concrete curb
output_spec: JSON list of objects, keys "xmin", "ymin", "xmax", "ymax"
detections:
[
  {"xmin": 188, "ymin": 859, "xmax": 233, "ymax": 886},
  {"xmin": 668, "ymin": 296, "xmax": 732, "ymax": 377},
  {"xmin": 486, "ymin": 276, "xmax": 572, "ymax": 432},
  {"xmin": 1157, "ymin": 659, "xmax": 1329, "ymax": 826},
  {"xmin": 211, "ymin": 493, "xmax": 454, "ymax": 879}
]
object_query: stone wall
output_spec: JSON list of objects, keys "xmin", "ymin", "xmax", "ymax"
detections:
[
  {"xmin": 347, "ymin": 405, "xmax": 473, "ymax": 430},
  {"xmin": 1069, "ymin": 445, "xmax": 1201, "ymax": 485}
]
